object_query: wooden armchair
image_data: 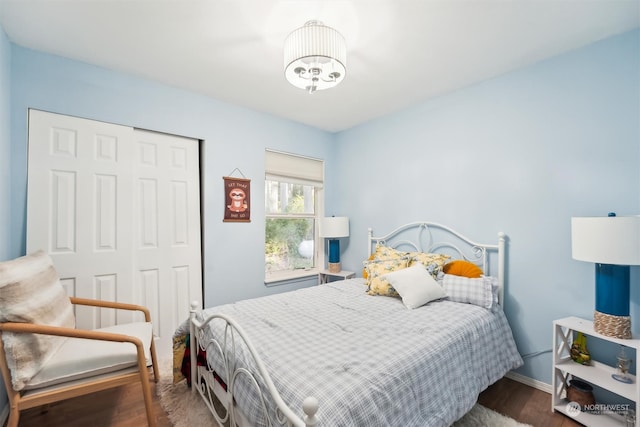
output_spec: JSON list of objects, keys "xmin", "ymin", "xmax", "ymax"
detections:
[{"xmin": 0, "ymin": 252, "xmax": 159, "ymax": 427}]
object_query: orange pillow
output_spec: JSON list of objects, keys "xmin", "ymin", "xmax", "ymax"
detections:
[{"xmin": 443, "ymin": 260, "xmax": 483, "ymax": 278}]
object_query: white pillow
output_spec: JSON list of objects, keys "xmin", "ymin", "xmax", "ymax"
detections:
[{"xmin": 381, "ymin": 265, "xmax": 446, "ymax": 309}]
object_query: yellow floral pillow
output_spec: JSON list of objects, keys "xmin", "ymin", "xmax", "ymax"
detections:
[
  {"xmin": 362, "ymin": 244, "xmax": 408, "ymax": 279},
  {"xmin": 368, "ymin": 276, "xmax": 401, "ymax": 297},
  {"xmin": 372, "ymin": 244, "xmax": 407, "ymax": 260},
  {"xmin": 443, "ymin": 260, "xmax": 483, "ymax": 278},
  {"xmin": 408, "ymin": 252, "xmax": 451, "ymax": 278},
  {"xmin": 364, "ymin": 257, "xmax": 410, "ymax": 296}
]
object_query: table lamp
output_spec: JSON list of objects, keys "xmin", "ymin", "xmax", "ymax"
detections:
[
  {"xmin": 319, "ymin": 216, "xmax": 349, "ymax": 273},
  {"xmin": 571, "ymin": 214, "xmax": 640, "ymax": 339}
]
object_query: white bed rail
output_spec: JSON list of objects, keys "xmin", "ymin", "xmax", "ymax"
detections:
[
  {"xmin": 189, "ymin": 302, "xmax": 319, "ymax": 427},
  {"xmin": 368, "ymin": 222, "xmax": 506, "ymax": 306}
]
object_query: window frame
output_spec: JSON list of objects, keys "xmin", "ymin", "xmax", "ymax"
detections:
[{"xmin": 264, "ymin": 150, "xmax": 324, "ymax": 284}]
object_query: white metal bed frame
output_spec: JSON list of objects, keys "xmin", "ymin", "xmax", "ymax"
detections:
[
  {"xmin": 188, "ymin": 308, "xmax": 318, "ymax": 427},
  {"xmin": 367, "ymin": 221, "xmax": 506, "ymax": 305},
  {"xmin": 188, "ymin": 222, "xmax": 506, "ymax": 427}
]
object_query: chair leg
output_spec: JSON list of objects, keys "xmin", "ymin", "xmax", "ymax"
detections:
[
  {"xmin": 139, "ymin": 372, "xmax": 156, "ymax": 427},
  {"xmin": 136, "ymin": 350, "xmax": 156, "ymax": 427},
  {"xmin": 150, "ymin": 338, "xmax": 159, "ymax": 383},
  {"xmin": 0, "ymin": 337, "xmax": 20, "ymax": 427},
  {"xmin": 7, "ymin": 404, "xmax": 19, "ymax": 427}
]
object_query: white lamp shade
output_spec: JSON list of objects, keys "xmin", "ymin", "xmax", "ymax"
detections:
[
  {"xmin": 319, "ymin": 217, "xmax": 349, "ymax": 238},
  {"xmin": 284, "ymin": 21, "xmax": 346, "ymax": 93},
  {"xmin": 571, "ymin": 216, "xmax": 640, "ymax": 265}
]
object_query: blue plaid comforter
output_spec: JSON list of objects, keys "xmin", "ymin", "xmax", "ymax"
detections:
[{"xmin": 195, "ymin": 279, "xmax": 523, "ymax": 427}]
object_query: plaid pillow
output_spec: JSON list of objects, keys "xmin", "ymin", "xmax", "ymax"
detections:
[{"xmin": 442, "ymin": 274, "xmax": 498, "ymax": 311}]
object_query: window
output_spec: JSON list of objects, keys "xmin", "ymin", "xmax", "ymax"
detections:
[{"xmin": 265, "ymin": 150, "xmax": 324, "ymax": 282}]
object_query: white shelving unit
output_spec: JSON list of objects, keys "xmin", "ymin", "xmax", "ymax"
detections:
[{"xmin": 553, "ymin": 316, "xmax": 640, "ymax": 426}]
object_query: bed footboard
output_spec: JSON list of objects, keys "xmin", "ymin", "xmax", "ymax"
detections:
[{"xmin": 189, "ymin": 301, "xmax": 319, "ymax": 427}]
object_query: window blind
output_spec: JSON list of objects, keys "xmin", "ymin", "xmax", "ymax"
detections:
[{"xmin": 265, "ymin": 149, "xmax": 324, "ymax": 187}]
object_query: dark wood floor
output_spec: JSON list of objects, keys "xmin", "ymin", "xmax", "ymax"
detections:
[
  {"xmin": 8, "ymin": 376, "xmax": 580, "ymax": 427},
  {"xmin": 478, "ymin": 377, "xmax": 581, "ymax": 427}
]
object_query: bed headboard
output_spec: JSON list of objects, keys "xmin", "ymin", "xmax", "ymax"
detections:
[{"xmin": 367, "ymin": 222, "xmax": 506, "ymax": 305}]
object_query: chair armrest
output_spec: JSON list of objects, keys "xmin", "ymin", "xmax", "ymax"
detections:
[
  {"xmin": 69, "ymin": 297, "xmax": 152, "ymax": 322},
  {"xmin": 0, "ymin": 322, "xmax": 145, "ymax": 347}
]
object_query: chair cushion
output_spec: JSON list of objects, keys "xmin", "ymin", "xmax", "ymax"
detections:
[
  {"xmin": 25, "ymin": 321, "xmax": 153, "ymax": 390},
  {"xmin": 0, "ymin": 251, "xmax": 76, "ymax": 391}
]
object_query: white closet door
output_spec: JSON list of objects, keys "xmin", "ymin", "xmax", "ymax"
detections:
[
  {"xmin": 132, "ymin": 129, "xmax": 202, "ymax": 354},
  {"xmin": 27, "ymin": 110, "xmax": 202, "ymax": 358},
  {"xmin": 27, "ymin": 110, "xmax": 136, "ymax": 326}
]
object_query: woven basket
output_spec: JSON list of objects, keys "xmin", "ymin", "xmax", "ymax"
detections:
[
  {"xmin": 566, "ymin": 379, "xmax": 596, "ymax": 409},
  {"xmin": 594, "ymin": 311, "xmax": 631, "ymax": 339}
]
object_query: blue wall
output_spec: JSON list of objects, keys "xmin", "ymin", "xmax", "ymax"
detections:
[
  {"xmin": 333, "ymin": 29, "xmax": 640, "ymax": 383},
  {"xmin": 0, "ymin": 24, "xmax": 10, "ymax": 417},
  {"xmin": 0, "ymin": 27, "xmax": 10, "ymax": 261},
  {"xmin": 8, "ymin": 46, "xmax": 334, "ymax": 309},
  {"xmin": 2, "ymin": 21, "xmax": 639, "ymax": 395}
]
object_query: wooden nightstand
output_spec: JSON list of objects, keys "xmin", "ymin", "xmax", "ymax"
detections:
[{"xmin": 318, "ymin": 269, "xmax": 355, "ymax": 284}]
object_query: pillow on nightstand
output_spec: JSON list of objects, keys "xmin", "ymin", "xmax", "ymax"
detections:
[{"xmin": 381, "ymin": 264, "xmax": 446, "ymax": 309}]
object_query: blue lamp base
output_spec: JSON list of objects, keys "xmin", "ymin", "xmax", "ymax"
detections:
[
  {"xmin": 327, "ymin": 239, "xmax": 341, "ymax": 273},
  {"xmin": 594, "ymin": 263, "xmax": 631, "ymax": 339}
]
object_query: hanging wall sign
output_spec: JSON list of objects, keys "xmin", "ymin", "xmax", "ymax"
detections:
[{"xmin": 223, "ymin": 174, "xmax": 251, "ymax": 222}]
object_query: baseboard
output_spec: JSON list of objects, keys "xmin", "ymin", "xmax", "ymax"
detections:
[
  {"xmin": 0, "ymin": 401, "xmax": 8, "ymax": 427},
  {"xmin": 505, "ymin": 371, "xmax": 552, "ymax": 394}
]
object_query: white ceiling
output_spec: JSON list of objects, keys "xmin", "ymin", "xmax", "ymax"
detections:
[{"xmin": 0, "ymin": 1, "xmax": 638, "ymax": 132}]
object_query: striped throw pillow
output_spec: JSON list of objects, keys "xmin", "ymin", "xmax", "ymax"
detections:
[{"xmin": 0, "ymin": 251, "xmax": 76, "ymax": 390}]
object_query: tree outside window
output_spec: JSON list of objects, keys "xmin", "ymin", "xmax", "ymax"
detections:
[{"xmin": 265, "ymin": 181, "xmax": 316, "ymax": 275}]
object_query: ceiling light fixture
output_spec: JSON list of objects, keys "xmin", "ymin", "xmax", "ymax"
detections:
[{"xmin": 284, "ymin": 20, "xmax": 346, "ymax": 94}]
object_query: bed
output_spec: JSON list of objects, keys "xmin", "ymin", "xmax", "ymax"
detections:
[{"xmin": 184, "ymin": 221, "xmax": 523, "ymax": 427}]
